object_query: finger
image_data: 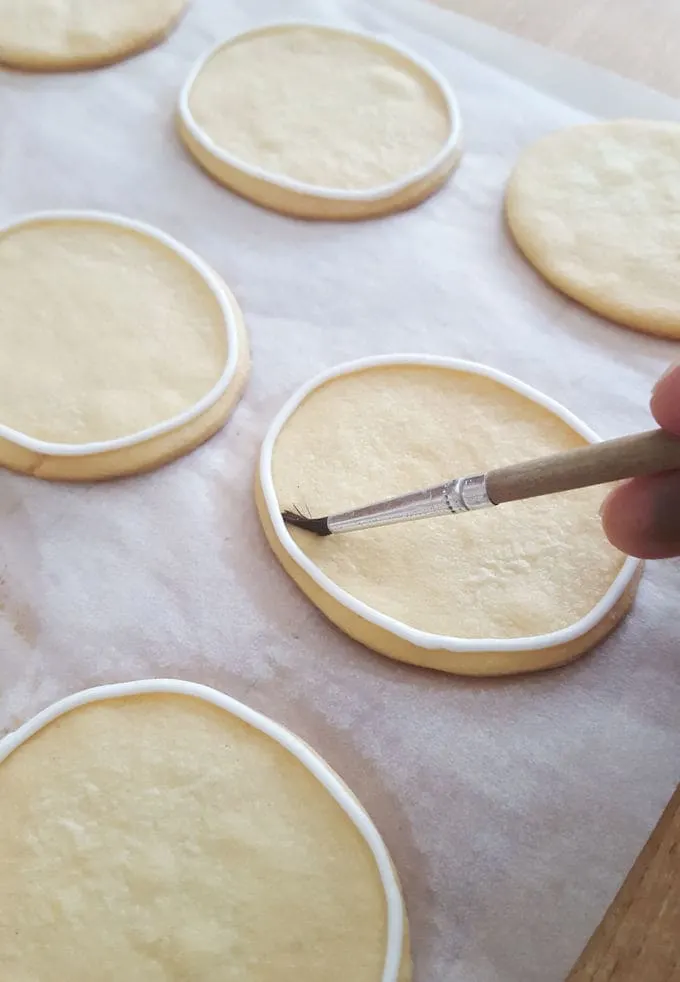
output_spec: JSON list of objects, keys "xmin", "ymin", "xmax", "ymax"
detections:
[
  {"xmin": 651, "ymin": 362, "xmax": 680, "ymax": 434},
  {"xmin": 601, "ymin": 472, "xmax": 680, "ymax": 559}
]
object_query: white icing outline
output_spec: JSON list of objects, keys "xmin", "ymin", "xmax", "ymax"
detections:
[
  {"xmin": 259, "ymin": 355, "xmax": 640, "ymax": 655},
  {"xmin": 0, "ymin": 679, "xmax": 404, "ymax": 982},
  {"xmin": 0, "ymin": 211, "xmax": 242, "ymax": 457},
  {"xmin": 178, "ymin": 21, "xmax": 463, "ymax": 202}
]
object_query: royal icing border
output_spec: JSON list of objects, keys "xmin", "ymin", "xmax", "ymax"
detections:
[
  {"xmin": 259, "ymin": 355, "xmax": 640, "ymax": 655},
  {"xmin": 178, "ymin": 21, "xmax": 463, "ymax": 202},
  {"xmin": 0, "ymin": 679, "xmax": 404, "ymax": 982},
  {"xmin": 0, "ymin": 211, "xmax": 242, "ymax": 457}
]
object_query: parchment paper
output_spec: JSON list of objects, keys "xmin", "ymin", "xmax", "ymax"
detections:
[{"xmin": 1, "ymin": 2, "xmax": 679, "ymax": 980}]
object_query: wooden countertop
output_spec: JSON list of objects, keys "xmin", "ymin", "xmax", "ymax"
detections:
[
  {"xmin": 568, "ymin": 786, "xmax": 680, "ymax": 981},
  {"xmin": 434, "ymin": 1, "xmax": 680, "ymax": 979},
  {"xmin": 436, "ymin": 0, "xmax": 680, "ymax": 97}
]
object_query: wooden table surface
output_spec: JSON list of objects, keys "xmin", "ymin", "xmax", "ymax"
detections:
[
  {"xmin": 568, "ymin": 787, "xmax": 680, "ymax": 981},
  {"xmin": 434, "ymin": 1, "xmax": 680, "ymax": 979},
  {"xmin": 437, "ymin": 0, "xmax": 680, "ymax": 97}
]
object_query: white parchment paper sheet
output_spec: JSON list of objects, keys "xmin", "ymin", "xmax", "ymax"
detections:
[{"xmin": 1, "ymin": 2, "xmax": 678, "ymax": 979}]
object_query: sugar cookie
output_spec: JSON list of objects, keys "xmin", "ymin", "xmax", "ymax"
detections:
[
  {"xmin": 506, "ymin": 121, "xmax": 680, "ymax": 339},
  {"xmin": 179, "ymin": 23, "xmax": 462, "ymax": 220},
  {"xmin": 0, "ymin": 212, "xmax": 249, "ymax": 480},
  {"xmin": 0, "ymin": 0, "xmax": 188, "ymax": 71},
  {"xmin": 257, "ymin": 357, "xmax": 641, "ymax": 676},
  {"xmin": 0, "ymin": 680, "xmax": 410, "ymax": 982}
]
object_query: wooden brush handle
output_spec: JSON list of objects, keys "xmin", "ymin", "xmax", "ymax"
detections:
[{"xmin": 485, "ymin": 429, "xmax": 680, "ymax": 506}]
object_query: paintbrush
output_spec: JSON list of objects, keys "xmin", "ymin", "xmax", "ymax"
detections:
[{"xmin": 282, "ymin": 428, "xmax": 680, "ymax": 536}]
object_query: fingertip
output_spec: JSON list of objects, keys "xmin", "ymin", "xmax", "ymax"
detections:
[
  {"xmin": 601, "ymin": 481, "xmax": 647, "ymax": 558},
  {"xmin": 601, "ymin": 474, "xmax": 680, "ymax": 559},
  {"xmin": 651, "ymin": 362, "xmax": 680, "ymax": 435}
]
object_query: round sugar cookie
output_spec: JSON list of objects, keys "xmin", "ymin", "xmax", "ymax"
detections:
[
  {"xmin": 506, "ymin": 121, "xmax": 680, "ymax": 339},
  {"xmin": 0, "ymin": 212, "xmax": 249, "ymax": 481},
  {"xmin": 257, "ymin": 357, "xmax": 641, "ymax": 676},
  {"xmin": 0, "ymin": 680, "xmax": 410, "ymax": 982},
  {"xmin": 178, "ymin": 22, "xmax": 462, "ymax": 220},
  {"xmin": 0, "ymin": 0, "xmax": 188, "ymax": 71}
]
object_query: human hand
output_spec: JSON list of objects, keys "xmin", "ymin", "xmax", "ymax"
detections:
[{"xmin": 601, "ymin": 363, "xmax": 680, "ymax": 559}]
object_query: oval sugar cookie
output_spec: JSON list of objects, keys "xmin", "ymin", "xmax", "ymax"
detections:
[
  {"xmin": 0, "ymin": 680, "xmax": 409, "ymax": 982},
  {"xmin": 0, "ymin": 212, "xmax": 249, "ymax": 481},
  {"xmin": 178, "ymin": 23, "xmax": 462, "ymax": 220},
  {"xmin": 506, "ymin": 121, "xmax": 680, "ymax": 339},
  {"xmin": 0, "ymin": 0, "xmax": 188, "ymax": 71},
  {"xmin": 257, "ymin": 357, "xmax": 641, "ymax": 676}
]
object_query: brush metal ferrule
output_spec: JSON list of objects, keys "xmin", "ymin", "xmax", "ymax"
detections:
[
  {"xmin": 326, "ymin": 474, "xmax": 492, "ymax": 535},
  {"xmin": 444, "ymin": 474, "xmax": 491, "ymax": 513}
]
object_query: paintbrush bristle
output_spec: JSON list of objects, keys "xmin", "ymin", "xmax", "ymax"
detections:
[{"xmin": 281, "ymin": 509, "xmax": 331, "ymax": 536}]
